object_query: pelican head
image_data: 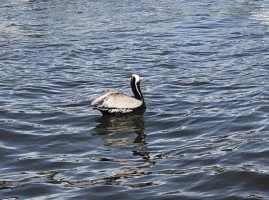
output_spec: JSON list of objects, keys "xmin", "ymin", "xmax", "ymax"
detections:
[{"xmin": 131, "ymin": 74, "xmax": 140, "ymax": 83}]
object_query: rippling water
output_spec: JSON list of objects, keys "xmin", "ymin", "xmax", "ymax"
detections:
[{"xmin": 1, "ymin": 0, "xmax": 269, "ymax": 199}]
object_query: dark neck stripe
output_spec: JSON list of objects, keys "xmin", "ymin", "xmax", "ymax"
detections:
[{"xmin": 131, "ymin": 77, "xmax": 143, "ymax": 101}]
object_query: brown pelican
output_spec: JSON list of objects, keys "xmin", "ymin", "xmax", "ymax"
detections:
[{"xmin": 91, "ymin": 74, "xmax": 146, "ymax": 115}]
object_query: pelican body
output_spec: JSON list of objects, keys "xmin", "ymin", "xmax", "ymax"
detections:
[{"xmin": 91, "ymin": 74, "xmax": 146, "ymax": 115}]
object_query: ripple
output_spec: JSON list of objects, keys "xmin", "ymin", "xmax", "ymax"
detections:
[{"xmin": 1, "ymin": 0, "xmax": 269, "ymax": 199}]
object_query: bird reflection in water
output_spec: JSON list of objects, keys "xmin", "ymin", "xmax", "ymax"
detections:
[
  {"xmin": 92, "ymin": 112, "xmax": 146, "ymax": 146},
  {"xmin": 89, "ymin": 114, "xmax": 156, "ymax": 188}
]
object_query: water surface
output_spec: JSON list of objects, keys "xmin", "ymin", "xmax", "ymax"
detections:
[{"xmin": 0, "ymin": 0, "xmax": 269, "ymax": 199}]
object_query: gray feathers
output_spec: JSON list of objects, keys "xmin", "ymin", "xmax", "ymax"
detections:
[{"xmin": 91, "ymin": 91, "xmax": 143, "ymax": 114}]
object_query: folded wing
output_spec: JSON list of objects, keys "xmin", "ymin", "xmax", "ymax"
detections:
[{"xmin": 91, "ymin": 92, "xmax": 143, "ymax": 113}]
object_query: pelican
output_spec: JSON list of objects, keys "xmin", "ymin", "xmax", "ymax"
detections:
[{"xmin": 91, "ymin": 74, "xmax": 146, "ymax": 115}]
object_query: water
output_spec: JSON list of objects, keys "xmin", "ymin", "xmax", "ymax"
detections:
[{"xmin": 1, "ymin": 0, "xmax": 269, "ymax": 199}]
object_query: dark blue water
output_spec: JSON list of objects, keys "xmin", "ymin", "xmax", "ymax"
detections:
[{"xmin": 1, "ymin": 0, "xmax": 269, "ymax": 199}]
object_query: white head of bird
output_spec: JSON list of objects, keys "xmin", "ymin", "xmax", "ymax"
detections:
[{"xmin": 131, "ymin": 74, "xmax": 140, "ymax": 83}]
